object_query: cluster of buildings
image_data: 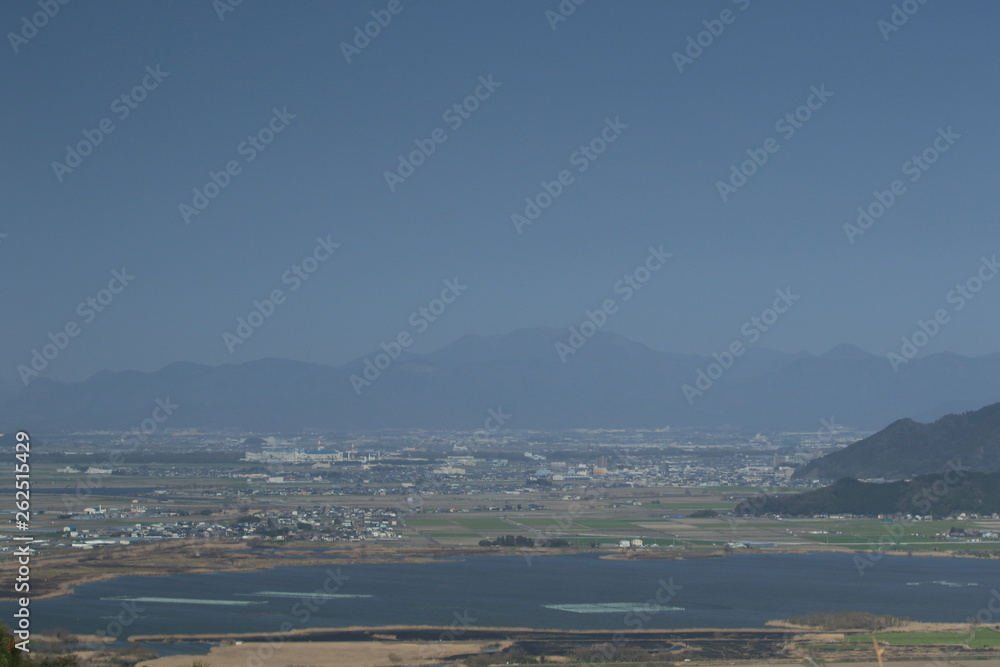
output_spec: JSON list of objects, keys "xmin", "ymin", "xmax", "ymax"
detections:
[
  {"xmin": 2, "ymin": 504, "xmax": 404, "ymax": 552},
  {"xmin": 42, "ymin": 425, "xmax": 866, "ymax": 496},
  {"xmin": 940, "ymin": 526, "xmax": 1000, "ymax": 542}
]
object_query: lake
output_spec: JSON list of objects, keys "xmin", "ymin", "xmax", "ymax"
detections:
[{"xmin": 6, "ymin": 553, "xmax": 998, "ymax": 639}]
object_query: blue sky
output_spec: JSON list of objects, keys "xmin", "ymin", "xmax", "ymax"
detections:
[{"xmin": 2, "ymin": 0, "xmax": 999, "ymax": 392}]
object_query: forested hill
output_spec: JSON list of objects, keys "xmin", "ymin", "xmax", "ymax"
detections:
[
  {"xmin": 751, "ymin": 472, "xmax": 1000, "ymax": 517},
  {"xmin": 795, "ymin": 402, "xmax": 1000, "ymax": 480}
]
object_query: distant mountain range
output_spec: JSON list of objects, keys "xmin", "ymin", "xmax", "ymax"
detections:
[
  {"xmin": 4, "ymin": 328, "xmax": 1000, "ymax": 433},
  {"xmin": 795, "ymin": 402, "xmax": 1000, "ymax": 481}
]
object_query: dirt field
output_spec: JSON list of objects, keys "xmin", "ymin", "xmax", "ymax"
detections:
[
  {"xmin": 129, "ymin": 621, "xmax": 997, "ymax": 667},
  {"xmin": 137, "ymin": 640, "xmax": 506, "ymax": 667},
  {"xmin": 137, "ymin": 646, "xmax": 1000, "ymax": 667}
]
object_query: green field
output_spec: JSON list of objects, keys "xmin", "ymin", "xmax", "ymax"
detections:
[
  {"xmin": 23, "ymin": 461, "xmax": 999, "ymax": 562},
  {"xmin": 514, "ymin": 517, "xmax": 586, "ymax": 528},
  {"xmin": 789, "ymin": 517, "xmax": 995, "ymax": 552},
  {"xmin": 575, "ymin": 518, "xmax": 646, "ymax": 530},
  {"xmin": 450, "ymin": 517, "xmax": 518, "ymax": 530},
  {"xmin": 846, "ymin": 628, "xmax": 1000, "ymax": 648},
  {"xmin": 399, "ymin": 515, "xmax": 451, "ymax": 526}
]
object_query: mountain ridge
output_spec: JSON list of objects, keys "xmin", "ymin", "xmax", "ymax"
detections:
[
  {"xmin": 5, "ymin": 328, "xmax": 1000, "ymax": 432},
  {"xmin": 796, "ymin": 402, "xmax": 1000, "ymax": 480}
]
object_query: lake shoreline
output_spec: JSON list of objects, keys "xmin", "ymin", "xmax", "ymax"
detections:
[
  {"xmin": 130, "ymin": 621, "xmax": 995, "ymax": 667},
  {"xmin": 8, "ymin": 540, "xmax": 995, "ymax": 601}
]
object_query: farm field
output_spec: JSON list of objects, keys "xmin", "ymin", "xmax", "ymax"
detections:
[
  {"xmin": 13, "ymin": 463, "xmax": 999, "ymax": 559},
  {"xmin": 843, "ymin": 628, "xmax": 1000, "ymax": 648}
]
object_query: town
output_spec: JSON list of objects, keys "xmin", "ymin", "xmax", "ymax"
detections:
[{"xmin": 3, "ymin": 425, "xmax": 998, "ymax": 557}]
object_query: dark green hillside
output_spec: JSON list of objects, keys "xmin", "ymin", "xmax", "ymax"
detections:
[
  {"xmin": 753, "ymin": 472, "xmax": 1000, "ymax": 517},
  {"xmin": 795, "ymin": 403, "xmax": 1000, "ymax": 480}
]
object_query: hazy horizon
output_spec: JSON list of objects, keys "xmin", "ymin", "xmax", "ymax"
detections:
[
  {"xmin": 11, "ymin": 324, "xmax": 1000, "ymax": 389},
  {"xmin": 4, "ymin": 1, "xmax": 999, "ymax": 393}
]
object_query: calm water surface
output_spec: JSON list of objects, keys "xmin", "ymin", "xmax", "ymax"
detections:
[{"xmin": 7, "ymin": 553, "xmax": 998, "ymax": 639}]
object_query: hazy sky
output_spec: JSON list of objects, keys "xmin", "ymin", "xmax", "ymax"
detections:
[{"xmin": 2, "ymin": 0, "xmax": 999, "ymax": 392}]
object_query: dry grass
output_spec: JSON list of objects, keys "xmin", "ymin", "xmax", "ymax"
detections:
[{"xmin": 137, "ymin": 640, "xmax": 508, "ymax": 667}]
